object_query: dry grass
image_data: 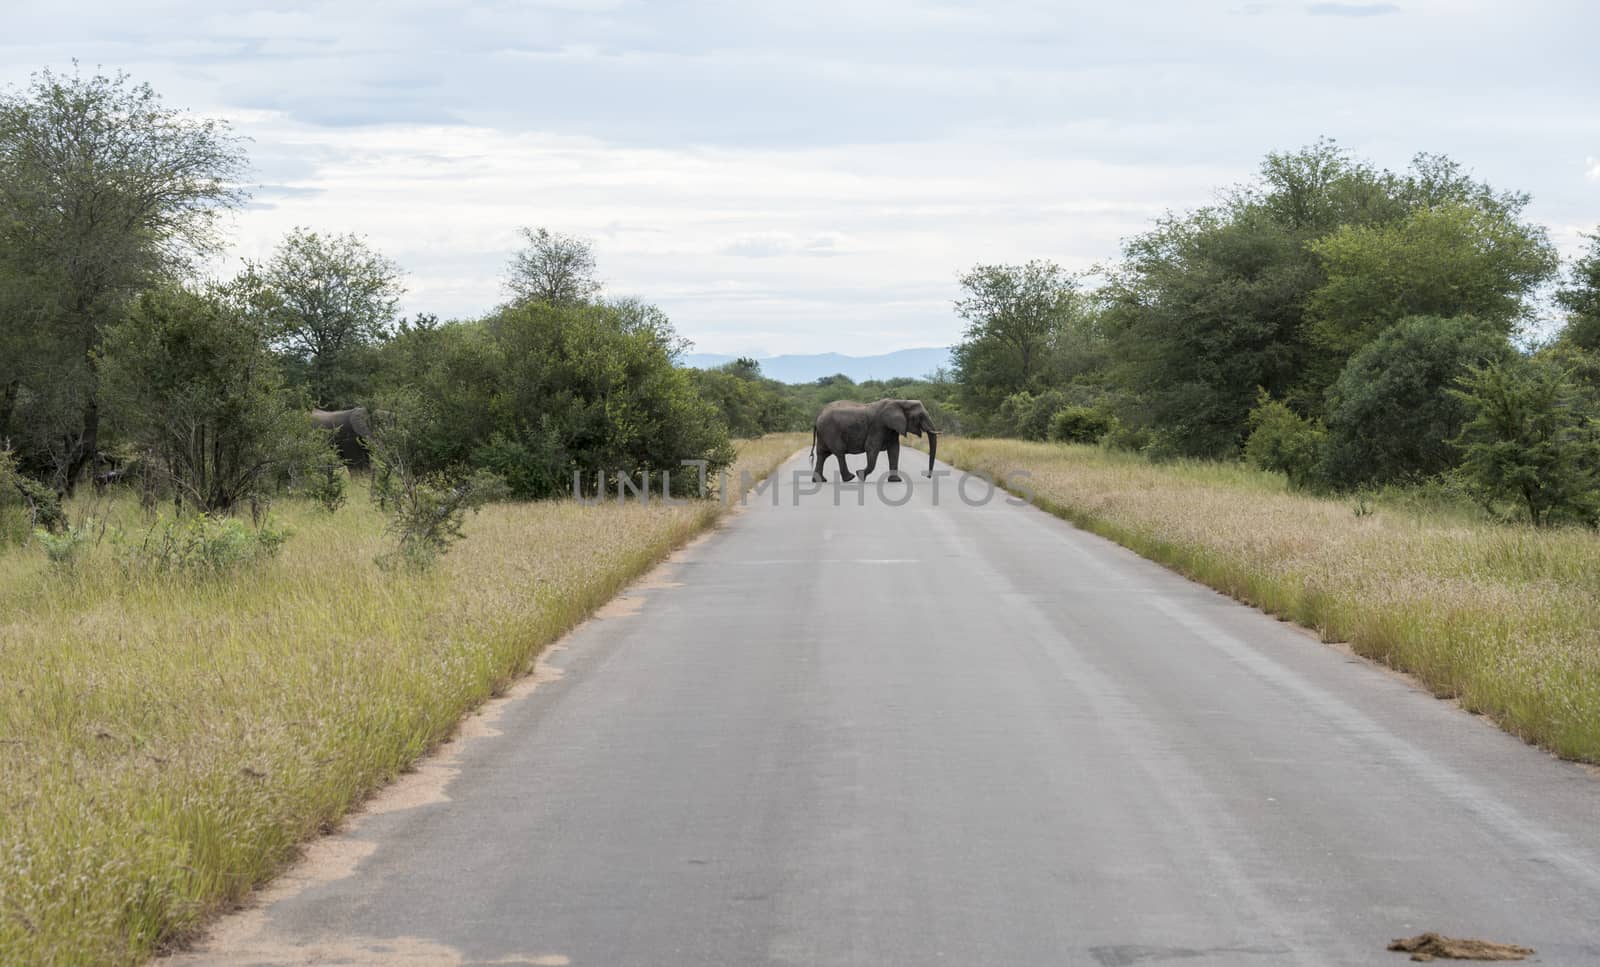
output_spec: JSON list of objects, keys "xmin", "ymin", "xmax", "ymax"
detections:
[
  {"xmin": 0, "ymin": 434, "xmax": 805, "ymax": 966},
  {"xmin": 934, "ymin": 438, "xmax": 1600, "ymax": 763}
]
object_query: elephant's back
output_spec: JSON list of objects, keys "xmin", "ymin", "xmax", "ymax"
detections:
[{"xmin": 816, "ymin": 400, "xmax": 868, "ymax": 422}]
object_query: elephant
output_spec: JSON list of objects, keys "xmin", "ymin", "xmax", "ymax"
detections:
[
  {"xmin": 310, "ymin": 407, "xmax": 372, "ymax": 468},
  {"xmin": 811, "ymin": 399, "xmax": 938, "ymax": 483}
]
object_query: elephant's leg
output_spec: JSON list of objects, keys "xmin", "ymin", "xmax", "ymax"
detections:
[
  {"xmin": 861, "ymin": 441, "xmax": 881, "ymax": 480},
  {"xmin": 813, "ymin": 447, "xmax": 829, "ymax": 482},
  {"xmin": 886, "ymin": 436, "xmax": 903, "ymax": 482},
  {"xmin": 834, "ymin": 451, "xmax": 854, "ymax": 482}
]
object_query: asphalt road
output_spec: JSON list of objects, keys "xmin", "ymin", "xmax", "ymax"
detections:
[{"xmin": 177, "ymin": 452, "xmax": 1600, "ymax": 966}]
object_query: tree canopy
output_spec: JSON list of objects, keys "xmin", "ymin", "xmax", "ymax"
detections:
[
  {"xmin": 247, "ymin": 227, "xmax": 405, "ymax": 408},
  {"xmin": 0, "ymin": 66, "xmax": 246, "ymax": 488},
  {"xmin": 504, "ymin": 226, "xmax": 601, "ymax": 306}
]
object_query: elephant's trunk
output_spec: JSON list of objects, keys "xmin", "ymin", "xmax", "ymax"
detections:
[{"xmin": 925, "ymin": 430, "xmax": 938, "ymax": 477}]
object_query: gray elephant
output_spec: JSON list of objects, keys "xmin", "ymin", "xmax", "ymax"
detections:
[
  {"xmin": 310, "ymin": 407, "xmax": 372, "ymax": 468},
  {"xmin": 811, "ymin": 399, "xmax": 938, "ymax": 483}
]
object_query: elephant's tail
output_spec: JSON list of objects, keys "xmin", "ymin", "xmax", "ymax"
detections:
[{"xmin": 809, "ymin": 425, "xmax": 816, "ymax": 462}]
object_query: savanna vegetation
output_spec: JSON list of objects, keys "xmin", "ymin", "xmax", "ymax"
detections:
[
  {"xmin": 0, "ymin": 68, "xmax": 739, "ymax": 528},
  {"xmin": 918, "ymin": 140, "xmax": 1600, "ymax": 531},
  {"xmin": 5, "ymin": 57, "xmax": 1600, "ymax": 962},
  {"xmin": 931, "ymin": 438, "xmax": 1600, "ymax": 763},
  {"xmin": 0, "ymin": 434, "xmax": 802, "ymax": 965},
  {"xmin": 0, "ymin": 65, "xmax": 808, "ymax": 963},
  {"xmin": 902, "ymin": 141, "xmax": 1600, "ymax": 767}
]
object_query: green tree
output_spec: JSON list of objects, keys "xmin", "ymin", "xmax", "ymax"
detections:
[
  {"xmin": 991, "ymin": 389, "xmax": 1073, "ymax": 441},
  {"xmin": 1452, "ymin": 358, "xmax": 1599, "ymax": 526},
  {"xmin": 98, "ymin": 285, "xmax": 323, "ymax": 514},
  {"xmin": 505, "ymin": 226, "xmax": 601, "ymax": 306},
  {"xmin": 725, "ymin": 357, "xmax": 763, "ymax": 381},
  {"xmin": 1321, "ymin": 315, "xmax": 1513, "ymax": 488},
  {"xmin": 249, "ymin": 227, "xmax": 404, "ymax": 408},
  {"xmin": 1104, "ymin": 204, "xmax": 1317, "ymax": 455},
  {"xmin": 0, "ymin": 67, "xmax": 245, "ymax": 489},
  {"xmin": 1308, "ymin": 202, "xmax": 1557, "ymax": 357},
  {"xmin": 1102, "ymin": 142, "xmax": 1546, "ymax": 456},
  {"xmin": 1048, "ymin": 406, "xmax": 1115, "ymax": 445},
  {"xmin": 373, "ymin": 299, "xmax": 733, "ymax": 499},
  {"xmin": 1556, "ymin": 230, "xmax": 1600, "ymax": 353},
  {"xmin": 951, "ymin": 260, "xmax": 1078, "ymax": 418},
  {"xmin": 1244, "ymin": 391, "xmax": 1327, "ymax": 489},
  {"xmin": 690, "ymin": 359, "xmax": 793, "ymax": 438}
]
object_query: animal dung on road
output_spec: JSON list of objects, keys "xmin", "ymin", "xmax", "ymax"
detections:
[{"xmin": 1387, "ymin": 932, "xmax": 1534, "ymax": 961}]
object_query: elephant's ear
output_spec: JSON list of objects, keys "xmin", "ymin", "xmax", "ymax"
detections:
[{"xmin": 882, "ymin": 400, "xmax": 909, "ymax": 436}]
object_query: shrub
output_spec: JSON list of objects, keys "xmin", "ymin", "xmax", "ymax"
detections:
[
  {"xmin": 370, "ymin": 299, "xmax": 734, "ymax": 498},
  {"xmin": 1102, "ymin": 422, "xmax": 1156, "ymax": 453},
  {"xmin": 992, "ymin": 389, "xmax": 1070, "ymax": 440},
  {"xmin": 1048, "ymin": 406, "xmax": 1115, "ymax": 445},
  {"xmin": 373, "ymin": 468, "xmax": 506, "ymax": 571},
  {"xmin": 469, "ymin": 432, "xmax": 568, "ymax": 502},
  {"xmin": 690, "ymin": 363, "xmax": 794, "ymax": 438},
  {"xmin": 111, "ymin": 514, "xmax": 289, "ymax": 576},
  {"xmin": 97, "ymin": 284, "xmax": 331, "ymax": 514},
  {"xmin": 301, "ymin": 453, "xmax": 349, "ymax": 513},
  {"xmin": 34, "ymin": 518, "xmax": 100, "ymax": 571},
  {"xmin": 0, "ymin": 448, "xmax": 66, "ymax": 539},
  {"xmin": 367, "ymin": 401, "xmax": 508, "ymax": 569},
  {"xmin": 1322, "ymin": 315, "xmax": 1513, "ymax": 487},
  {"xmin": 1244, "ymin": 392, "xmax": 1327, "ymax": 489},
  {"xmin": 1450, "ymin": 358, "xmax": 1600, "ymax": 527},
  {"xmin": 991, "ymin": 391, "xmax": 1035, "ymax": 438}
]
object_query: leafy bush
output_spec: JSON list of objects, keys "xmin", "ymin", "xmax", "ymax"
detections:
[
  {"xmin": 992, "ymin": 389, "xmax": 1070, "ymax": 440},
  {"xmin": 1451, "ymin": 358, "xmax": 1600, "ymax": 527},
  {"xmin": 1322, "ymin": 315, "xmax": 1513, "ymax": 488},
  {"xmin": 1049, "ymin": 406, "xmax": 1115, "ymax": 445},
  {"xmin": 0, "ymin": 448, "xmax": 66, "ymax": 540},
  {"xmin": 1244, "ymin": 392, "xmax": 1327, "ymax": 489},
  {"xmin": 366, "ymin": 400, "xmax": 508, "ymax": 569},
  {"xmin": 1102, "ymin": 422, "xmax": 1156, "ymax": 453},
  {"xmin": 991, "ymin": 391, "xmax": 1035, "ymax": 438},
  {"xmin": 98, "ymin": 284, "xmax": 331, "ymax": 514},
  {"xmin": 375, "ymin": 469, "xmax": 505, "ymax": 571},
  {"xmin": 300, "ymin": 453, "xmax": 348, "ymax": 512},
  {"xmin": 112, "ymin": 514, "xmax": 288, "ymax": 577},
  {"xmin": 469, "ymin": 432, "xmax": 568, "ymax": 502},
  {"xmin": 689, "ymin": 361, "xmax": 796, "ymax": 438},
  {"xmin": 371, "ymin": 299, "xmax": 733, "ymax": 499},
  {"xmin": 34, "ymin": 518, "xmax": 100, "ymax": 571}
]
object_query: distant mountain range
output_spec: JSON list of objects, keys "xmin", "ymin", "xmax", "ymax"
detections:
[{"xmin": 682, "ymin": 347, "xmax": 953, "ymax": 384}]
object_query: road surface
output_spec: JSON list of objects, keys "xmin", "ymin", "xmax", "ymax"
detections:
[{"xmin": 176, "ymin": 452, "xmax": 1600, "ymax": 966}]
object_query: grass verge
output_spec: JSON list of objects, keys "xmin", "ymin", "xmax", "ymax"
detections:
[
  {"xmin": 932, "ymin": 438, "xmax": 1600, "ymax": 764},
  {"xmin": 0, "ymin": 434, "xmax": 806, "ymax": 965}
]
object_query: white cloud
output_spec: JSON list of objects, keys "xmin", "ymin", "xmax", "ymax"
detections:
[
  {"xmin": 212, "ymin": 113, "xmax": 1223, "ymax": 354},
  {"xmin": 4, "ymin": 0, "xmax": 1597, "ymax": 355}
]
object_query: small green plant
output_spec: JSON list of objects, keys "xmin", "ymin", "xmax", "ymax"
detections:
[
  {"xmin": 33, "ymin": 518, "xmax": 101, "ymax": 571},
  {"xmin": 112, "ymin": 514, "xmax": 289, "ymax": 577},
  {"xmin": 364, "ymin": 395, "xmax": 507, "ymax": 569},
  {"xmin": 374, "ymin": 469, "xmax": 505, "ymax": 571},
  {"xmin": 303, "ymin": 457, "xmax": 349, "ymax": 513}
]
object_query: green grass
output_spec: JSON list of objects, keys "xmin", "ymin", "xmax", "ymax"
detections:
[
  {"xmin": 0, "ymin": 434, "xmax": 806, "ymax": 965},
  {"xmin": 932, "ymin": 437, "xmax": 1600, "ymax": 763}
]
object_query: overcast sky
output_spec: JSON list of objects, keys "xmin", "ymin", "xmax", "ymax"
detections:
[{"xmin": 3, "ymin": 0, "xmax": 1596, "ymax": 355}]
